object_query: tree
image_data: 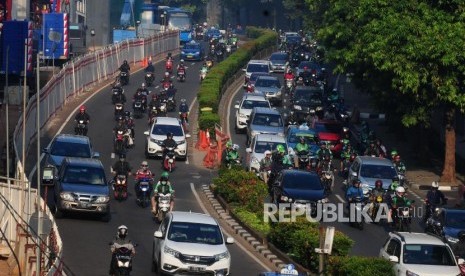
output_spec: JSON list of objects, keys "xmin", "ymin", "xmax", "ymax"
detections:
[{"xmin": 311, "ymin": 0, "xmax": 465, "ymax": 184}]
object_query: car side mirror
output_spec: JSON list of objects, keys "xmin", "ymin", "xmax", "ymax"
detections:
[
  {"xmin": 458, "ymin": 258, "xmax": 465, "ymax": 265},
  {"xmin": 154, "ymin": 231, "xmax": 163, "ymax": 239},
  {"xmin": 242, "ymin": 68, "xmax": 246, "ymax": 72},
  {"xmin": 185, "ymin": 134, "xmax": 191, "ymax": 138},
  {"xmin": 42, "ymin": 147, "xmax": 49, "ymax": 153},
  {"xmin": 226, "ymin": 237, "xmax": 235, "ymax": 244},
  {"xmin": 351, "ymin": 172, "xmax": 358, "ymax": 177},
  {"xmin": 144, "ymin": 131, "xmax": 149, "ymax": 136},
  {"xmin": 234, "ymin": 104, "xmax": 240, "ymax": 109},
  {"xmin": 93, "ymin": 152, "xmax": 100, "ymax": 158},
  {"xmin": 388, "ymin": 255, "xmax": 399, "ymax": 263},
  {"xmin": 246, "ymin": 148, "xmax": 252, "ymax": 153}
]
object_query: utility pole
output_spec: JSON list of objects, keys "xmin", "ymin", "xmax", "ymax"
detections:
[
  {"xmin": 5, "ymin": 46, "xmax": 10, "ymax": 191},
  {"xmin": 22, "ymin": 38, "xmax": 27, "ymax": 184},
  {"xmin": 35, "ymin": 52, "xmax": 42, "ymax": 275}
]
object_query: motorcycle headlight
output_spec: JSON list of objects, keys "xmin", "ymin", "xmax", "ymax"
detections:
[
  {"xmin": 214, "ymin": 251, "xmax": 230, "ymax": 261},
  {"xmin": 445, "ymin": 235, "xmax": 459, "ymax": 243},
  {"xmin": 324, "ymin": 172, "xmax": 332, "ymax": 179},
  {"xmin": 280, "ymin": 196, "xmax": 288, "ymax": 202},
  {"xmin": 293, "ymin": 105, "xmax": 302, "ymax": 111},
  {"xmin": 95, "ymin": 196, "xmax": 110, "ymax": 203},
  {"xmin": 60, "ymin": 192, "xmax": 74, "ymax": 201},
  {"xmin": 164, "ymin": 246, "xmax": 180, "ymax": 258}
]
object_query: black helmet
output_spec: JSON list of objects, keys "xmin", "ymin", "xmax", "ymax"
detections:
[
  {"xmin": 119, "ymin": 154, "xmax": 126, "ymax": 159},
  {"xmin": 117, "ymin": 115, "xmax": 124, "ymax": 121},
  {"xmin": 459, "ymin": 231, "xmax": 465, "ymax": 242},
  {"xmin": 123, "ymin": 60, "xmax": 128, "ymax": 64},
  {"xmin": 167, "ymin": 132, "xmax": 173, "ymax": 138},
  {"xmin": 353, "ymin": 179, "xmax": 361, "ymax": 186},
  {"xmin": 375, "ymin": 179, "xmax": 383, "ymax": 188},
  {"xmin": 117, "ymin": 225, "xmax": 128, "ymax": 239},
  {"xmin": 124, "ymin": 111, "xmax": 131, "ymax": 117}
]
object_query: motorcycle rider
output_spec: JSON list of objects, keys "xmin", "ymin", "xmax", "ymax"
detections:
[
  {"xmin": 259, "ymin": 150, "xmax": 273, "ymax": 184},
  {"xmin": 137, "ymin": 82, "xmax": 149, "ymax": 96},
  {"xmin": 124, "ymin": 111, "xmax": 135, "ymax": 139},
  {"xmin": 375, "ymin": 138, "xmax": 387, "ymax": 157},
  {"xmin": 145, "ymin": 60, "xmax": 155, "ymax": 73},
  {"xmin": 316, "ymin": 142, "xmax": 332, "ymax": 162},
  {"xmin": 298, "ymin": 66, "xmax": 312, "ymax": 82},
  {"xmin": 369, "ymin": 180, "xmax": 385, "ymax": 217},
  {"xmin": 160, "ymin": 71, "xmax": 172, "ymax": 84},
  {"xmin": 176, "ymin": 59, "xmax": 186, "ymax": 78},
  {"xmin": 393, "ymin": 155, "xmax": 406, "ymax": 174},
  {"xmin": 132, "ymin": 90, "xmax": 147, "ymax": 111},
  {"xmin": 200, "ymin": 62, "xmax": 209, "ymax": 74},
  {"xmin": 113, "ymin": 116, "xmax": 132, "ymax": 147},
  {"xmin": 293, "ymin": 136, "xmax": 309, "ymax": 168},
  {"xmin": 284, "ymin": 68, "xmax": 295, "ymax": 82},
  {"xmin": 179, "ymin": 98, "xmax": 189, "ymax": 122},
  {"xmin": 111, "ymin": 154, "xmax": 132, "ymax": 189},
  {"xmin": 134, "ymin": 161, "xmax": 154, "ymax": 199},
  {"xmin": 224, "ymin": 144, "xmax": 241, "ymax": 166},
  {"xmin": 119, "ymin": 60, "xmax": 130, "ymax": 73},
  {"xmin": 324, "ymin": 104, "xmax": 337, "ymax": 120},
  {"xmin": 340, "ymin": 144, "xmax": 355, "ymax": 173},
  {"xmin": 346, "ymin": 179, "xmax": 364, "ymax": 208},
  {"xmin": 390, "ymin": 150, "xmax": 398, "ymax": 161},
  {"xmin": 364, "ymin": 140, "xmax": 380, "ymax": 156},
  {"xmin": 286, "ymin": 110, "xmax": 299, "ymax": 126},
  {"xmin": 268, "ymin": 144, "xmax": 293, "ymax": 193},
  {"xmin": 109, "ymin": 225, "xmax": 135, "ymax": 276},
  {"xmin": 74, "ymin": 105, "xmax": 90, "ymax": 135},
  {"xmin": 390, "ymin": 186, "xmax": 412, "ymax": 226},
  {"xmin": 112, "ymin": 83, "xmax": 126, "ymax": 104},
  {"xmin": 161, "ymin": 133, "xmax": 178, "ymax": 160},
  {"xmin": 306, "ymin": 109, "xmax": 319, "ymax": 128},
  {"xmin": 151, "ymin": 171, "xmax": 175, "ymax": 215},
  {"xmin": 452, "ymin": 232, "xmax": 465, "ymax": 258},
  {"xmin": 424, "ymin": 181, "xmax": 447, "ymax": 222}
]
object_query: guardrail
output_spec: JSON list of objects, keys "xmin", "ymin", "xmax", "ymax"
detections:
[{"xmin": 6, "ymin": 31, "xmax": 180, "ymax": 276}]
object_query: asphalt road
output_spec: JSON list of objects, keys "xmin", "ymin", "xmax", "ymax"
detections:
[
  {"xmin": 226, "ymin": 68, "xmax": 426, "ymax": 257},
  {"xmin": 39, "ymin": 48, "xmax": 267, "ymax": 275}
]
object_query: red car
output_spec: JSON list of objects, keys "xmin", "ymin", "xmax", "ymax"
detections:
[{"xmin": 313, "ymin": 120, "xmax": 343, "ymax": 155}]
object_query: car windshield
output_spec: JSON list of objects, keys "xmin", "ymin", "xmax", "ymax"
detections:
[
  {"xmin": 288, "ymin": 132, "xmax": 317, "ymax": 144},
  {"xmin": 63, "ymin": 166, "xmax": 105, "ymax": 185},
  {"xmin": 50, "ymin": 141, "xmax": 91, "ymax": 158},
  {"xmin": 359, "ymin": 164, "xmax": 398, "ymax": 179},
  {"xmin": 241, "ymin": 100, "xmax": 270, "ymax": 110},
  {"xmin": 286, "ymin": 36, "xmax": 301, "ymax": 44},
  {"xmin": 254, "ymin": 141, "xmax": 287, "ymax": 154},
  {"xmin": 283, "ymin": 173, "xmax": 323, "ymax": 190},
  {"xmin": 252, "ymin": 113, "xmax": 283, "ymax": 127},
  {"xmin": 255, "ymin": 78, "xmax": 281, "ymax": 88},
  {"xmin": 168, "ymin": 222, "xmax": 223, "ymax": 245},
  {"xmin": 250, "ymin": 73, "xmax": 269, "ymax": 82},
  {"xmin": 183, "ymin": 44, "xmax": 199, "ymax": 50},
  {"xmin": 247, "ymin": 64, "xmax": 269, "ymax": 73},
  {"xmin": 168, "ymin": 15, "xmax": 191, "ymax": 31},
  {"xmin": 314, "ymin": 122, "xmax": 342, "ymax": 134},
  {"xmin": 445, "ymin": 212, "xmax": 465, "ymax": 228},
  {"xmin": 294, "ymin": 90, "xmax": 322, "ymax": 105},
  {"xmin": 152, "ymin": 124, "xmax": 184, "ymax": 137},
  {"xmin": 402, "ymin": 244, "xmax": 456, "ymax": 266},
  {"xmin": 270, "ymin": 53, "xmax": 287, "ymax": 61}
]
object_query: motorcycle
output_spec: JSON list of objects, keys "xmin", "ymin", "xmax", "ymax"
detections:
[
  {"xmin": 177, "ymin": 69, "xmax": 186, "ymax": 82},
  {"xmin": 200, "ymin": 70, "xmax": 207, "ymax": 82},
  {"xmin": 114, "ymin": 131, "xmax": 127, "ymax": 156},
  {"xmin": 158, "ymin": 99, "xmax": 167, "ymax": 117},
  {"xmin": 215, "ymin": 48, "xmax": 224, "ymax": 62},
  {"xmin": 226, "ymin": 158, "xmax": 242, "ymax": 169},
  {"xmin": 119, "ymin": 71, "xmax": 129, "ymax": 86},
  {"xmin": 133, "ymin": 100, "xmax": 143, "ymax": 119},
  {"xmin": 225, "ymin": 44, "xmax": 232, "ymax": 55},
  {"xmin": 145, "ymin": 72, "xmax": 154, "ymax": 87},
  {"xmin": 148, "ymin": 106, "xmax": 158, "ymax": 126},
  {"xmin": 136, "ymin": 178, "xmax": 151, "ymax": 208},
  {"xmin": 113, "ymin": 175, "xmax": 128, "ymax": 201},
  {"xmin": 205, "ymin": 59, "xmax": 213, "ymax": 69},
  {"xmin": 161, "ymin": 81, "xmax": 171, "ymax": 91},
  {"xmin": 163, "ymin": 147, "xmax": 176, "ymax": 172},
  {"xmin": 321, "ymin": 169, "xmax": 334, "ymax": 193},
  {"xmin": 156, "ymin": 193, "xmax": 172, "ymax": 222},
  {"xmin": 349, "ymin": 196, "xmax": 367, "ymax": 230},
  {"xmin": 394, "ymin": 201, "xmax": 414, "ymax": 231},
  {"xmin": 423, "ymin": 198, "xmax": 447, "ymax": 223},
  {"xmin": 165, "ymin": 60, "xmax": 173, "ymax": 74},
  {"xmin": 180, "ymin": 112, "xmax": 189, "ymax": 133},
  {"xmin": 114, "ymin": 103, "xmax": 125, "ymax": 121},
  {"xmin": 75, "ymin": 120, "xmax": 87, "ymax": 136},
  {"xmin": 285, "ymin": 79, "xmax": 294, "ymax": 95},
  {"xmin": 111, "ymin": 245, "xmax": 135, "ymax": 276},
  {"xmin": 296, "ymin": 150, "xmax": 311, "ymax": 170},
  {"xmin": 370, "ymin": 192, "xmax": 385, "ymax": 222},
  {"xmin": 112, "ymin": 88, "xmax": 124, "ymax": 104},
  {"xmin": 167, "ymin": 96, "xmax": 176, "ymax": 112}
]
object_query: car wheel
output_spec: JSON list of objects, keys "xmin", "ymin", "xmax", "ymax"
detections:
[
  {"xmin": 54, "ymin": 204, "xmax": 64, "ymax": 219},
  {"xmin": 151, "ymin": 244, "xmax": 157, "ymax": 272}
]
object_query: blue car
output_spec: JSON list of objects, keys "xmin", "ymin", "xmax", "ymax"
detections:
[
  {"xmin": 204, "ymin": 28, "xmax": 222, "ymax": 41},
  {"xmin": 180, "ymin": 41, "xmax": 204, "ymax": 61},
  {"xmin": 286, "ymin": 124, "xmax": 319, "ymax": 156},
  {"xmin": 425, "ymin": 208, "xmax": 465, "ymax": 246}
]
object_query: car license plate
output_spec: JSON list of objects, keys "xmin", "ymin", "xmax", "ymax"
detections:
[
  {"xmin": 188, "ymin": 266, "xmax": 206, "ymax": 272},
  {"xmin": 79, "ymin": 202, "xmax": 89, "ymax": 208},
  {"xmin": 187, "ymin": 55, "xmax": 193, "ymax": 58}
]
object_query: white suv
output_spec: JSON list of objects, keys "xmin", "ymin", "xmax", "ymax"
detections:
[
  {"xmin": 144, "ymin": 117, "xmax": 191, "ymax": 160},
  {"xmin": 379, "ymin": 231, "xmax": 463, "ymax": 276},
  {"xmin": 234, "ymin": 93, "xmax": 271, "ymax": 133},
  {"xmin": 152, "ymin": 211, "xmax": 234, "ymax": 275}
]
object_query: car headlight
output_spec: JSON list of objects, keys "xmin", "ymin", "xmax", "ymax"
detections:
[
  {"xmin": 276, "ymin": 90, "xmax": 282, "ymax": 96},
  {"xmin": 60, "ymin": 192, "xmax": 74, "ymax": 201},
  {"xmin": 181, "ymin": 51, "xmax": 185, "ymax": 54},
  {"xmin": 280, "ymin": 196, "xmax": 288, "ymax": 202},
  {"xmin": 293, "ymin": 105, "xmax": 302, "ymax": 110},
  {"xmin": 239, "ymin": 113, "xmax": 247, "ymax": 118},
  {"xmin": 214, "ymin": 251, "xmax": 230, "ymax": 261},
  {"xmin": 195, "ymin": 51, "xmax": 200, "ymax": 55},
  {"xmin": 94, "ymin": 196, "xmax": 110, "ymax": 203},
  {"xmin": 406, "ymin": 271, "xmax": 420, "ymax": 276},
  {"xmin": 446, "ymin": 235, "xmax": 459, "ymax": 243},
  {"xmin": 164, "ymin": 246, "xmax": 180, "ymax": 258}
]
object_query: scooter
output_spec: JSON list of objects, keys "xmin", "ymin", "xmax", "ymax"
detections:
[
  {"xmin": 75, "ymin": 120, "xmax": 87, "ymax": 136},
  {"xmin": 136, "ymin": 178, "xmax": 151, "ymax": 208},
  {"xmin": 200, "ymin": 70, "xmax": 207, "ymax": 82},
  {"xmin": 349, "ymin": 196, "xmax": 366, "ymax": 230},
  {"xmin": 112, "ymin": 88, "xmax": 124, "ymax": 104},
  {"xmin": 163, "ymin": 147, "xmax": 176, "ymax": 172},
  {"xmin": 113, "ymin": 175, "xmax": 128, "ymax": 201},
  {"xmin": 156, "ymin": 193, "xmax": 172, "ymax": 222},
  {"xmin": 165, "ymin": 60, "xmax": 173, "ymax": 74},
  {"xmin": 145, "ymin": 72, "xmax": 154, "ymax": 87},
  {"xmin": 114, "ymin": 132, "xmax": 127, "ymax": 155},
  {"xmin": 133, "ymin": 100, "xmax": 143, "ymax": 119},
  {"xmin": 110, "ymin": 245, "xmax": 136, "ymax": 276},
  {"xmin": 177, "ymin": 68, "xmax": 186, "ymax": 82},
  {"xmin": 119, "ymin": 71, "xmax": 129, "ymax": 86}
]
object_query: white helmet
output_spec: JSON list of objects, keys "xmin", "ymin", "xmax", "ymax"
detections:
[
  {"xmin": 395, "ymin": 186, "xmax": 406, "ymax": 196},
  {"xmin": 180, "ymin": 59, "xmax": 184, "ymax": 63},
  {"xmin": 165, "ymin": 72, "xmax": 169, "ymax": 77},
  {"xmin": 142, "ymin": 83, "xmax": 146, "ymax": 88},
  {"xmin": 117, "ymin": 225, "xmax": 128, "ymax": 239},
  {"xmin": 432, "ymin": 181, "xmax": 439, "ymax": 188},
  {"xmin": 232, "ymin": 144, "xmax": 240, "ymax": 150},
  {"xmin": 141, "ymin": 160, "xmax": 148, "ymax": 166},
  {"xmin": 264, "ymin": 150, "xmax": 272, "ymax": 155}
]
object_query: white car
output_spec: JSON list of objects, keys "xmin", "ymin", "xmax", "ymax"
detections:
[
  {"xmin": 379, "ymin": 231, "xmax": 463, "ymax": 276},
  {"xmin": 246, "ymin": 134, "xmax": 288, "ymax": 173},
  {"xmin": 234, "ymin": 93, "xmax": 271, "ymax": 133},
  {"xmin": 144, "ymin": 117, "xmax": 190, "ymax": 160},
  {"xmin": 242, "ymin": 59, "xmax": 273, "ymax": 86},
  {"xmin": 152, "ymin": 211, "xmax": 234, "ymax": 275}
]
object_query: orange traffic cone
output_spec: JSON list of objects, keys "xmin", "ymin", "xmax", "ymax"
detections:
[
  {"xmin": 203, "ymin": 150, "xmax": 213, "ymax": 168},
  {"xmin": 141, "ymin": 57, "xmax": 147, "ymax": 67},
  {"xmin": 199, "ymin": 129, "xmax": 210, "ymax": 150},
  {"xmin": 195, "ymin": 130, "xmax": 205, "ymax": 150}
]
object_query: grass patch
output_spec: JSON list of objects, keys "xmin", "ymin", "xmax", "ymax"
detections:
[{"xmin": 232, "ymin": 207, "xmax": 270, "ymax": 235}]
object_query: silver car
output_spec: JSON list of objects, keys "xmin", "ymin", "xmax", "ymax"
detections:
[
  {"xmin": 246, "ymin": 107, "xmax": 285, "ymax": 146},
  {"xmin": 246, "ymin": 134, "xmax": 288, "ymax": 173},
  {"xmin": 348, "ymin": 156, "xmax": 400, "ymax": 191},
  {"xmin": 269, "ymin": 52, "xmax": 289, "ymax": 73},
  {"xmin": 253, "ymin": 76, "xmax": 282, "ymax": 106},
  {"xmin": 234, "ymin": 93, "xmax": 271, "ymax": 133}
]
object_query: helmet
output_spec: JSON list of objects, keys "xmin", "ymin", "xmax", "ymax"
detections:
[
  {"xmin": 180, "ymin": 59, "xmax": 184, "ymax": 63},
  {"xmin": 353, "ymin": 179, "xmax": 361, "ymax": 186},
  {"xmin": 167, "ymin": 132, "xmax": 173, "ymax": 139},
  {"xmin": 141, "ymin": 160, "xmax": 148, "ymax": 167},
  {"xmin": 375, "ymin": 179, "xmax": 383, "ymax": 188},
  {"xmin": 117, "ymin": 225, "xmax": 128, "ymax": 239},
  {"xmin": 123, "ymin": 60, "xmax": 128, "ymax": 64},
  {"xmin": 226, "ymin": 140, "xmax": 232, "ymax": 148},
  {"xmin": 165, "ymin": 72, "xmax": 169, "ymax": 77},
  {"xmin": 79, "ymin": 105, "xmax": 86, "ymax": 112},
  {"xmin": 148, "ymin": 60, "xmax": 152, "ymax": 65},
  {"xmin": 309, "ymin": 109, "xmax": 315, "ymax": 115},
  {"xmin": 160, "ymin": 171, "xmax": 169, "ymax": 181},
  {"xmin": 124, "ymin": 111, "xmax": 131, "ymax": 117},
  {"xmin": 390, "ymin": 150, "xmax": 398, "ymax": 157},
  {"xmin": 395, "ymin": 186, "xmax": 406, "ymax": 196},
  {"xmin": 181, "ymin": 98, "xmax": 186, "ymax": 103},
  {"xmin": 232, "ymin": 144, "xmax": 239, "ymax": 150},
  {"xmin": 167, "ymin": 52, "xmax": 172, "ymax": 57},
  {"xmin": 432, "ymin": 181, "xmax": 439, "ymax": 189},
  {"xmin": 142, "ymin": 83, "xmax": 146, "ymax": 88},
  {"xmin": 117, "ymin": 115, "xmax": 124, "ymax": 121},
  {"xmin": 276, "ymin": 144, "xmax": 285, "ymax": 154},
  {"xmin": 264, "ymin": 150, "xmax": 272, "ymax": 156},
  {"xmin": 119, "ymin": 154, "xmax": 126, "ymax": 160}
]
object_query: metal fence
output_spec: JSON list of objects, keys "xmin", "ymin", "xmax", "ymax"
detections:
[{"xmin": 6, "ymin": 31, "xmax": 180, "ymax": 276}]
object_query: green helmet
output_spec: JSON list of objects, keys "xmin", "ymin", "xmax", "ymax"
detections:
[
  {"xmin": 276, "ymin": 144, "xmax": 285, "ymax": 154},
  {"xmin": 390, "ymin": 150, "xmax": 398, "ymax": 156},
  {"xmin": 226, "ymin": 140, "xmax": 232, "ymax": 148},
  {"xmin": 161, "ymin": 172, "xmax": 169, "ymax": 181}
]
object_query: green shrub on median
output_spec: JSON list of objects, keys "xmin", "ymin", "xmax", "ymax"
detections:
[
  {"xmin": 197, "ymin": 27, "xmax": 278, "ymax": 131},
  {"xmin": 232, "ymin": 207, "xmax": 271, "ymax": 236},
  {"xmin": 327, "ymin": 256, "xmax": 395, "ymax": 276}
]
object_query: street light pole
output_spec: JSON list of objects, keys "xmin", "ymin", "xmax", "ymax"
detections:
[
  {"xmin": 35, "ymin": 50, "xmax": 42, "ymax": 276},
  {"xmin": 90, "ymin": 28, "xmax": 96, "ymax": 51},
  {"xmin": 160, "ymin": 14, "xmax": 165, "ymax": 32}
]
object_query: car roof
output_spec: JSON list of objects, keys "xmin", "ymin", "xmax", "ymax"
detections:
[
  {"xmin": 390, "ymin": 232, "xmax": 446, "ymax": 245},
  {"xmin": 357, "ymin": 156, "xmax": 394, "ymax": 166},
  {"xmin": 54, "ymin": 134, "xmax": 90, "ymax": 144},
  {"xmin": 242, "ymin": 93, "xmax": 268, "ymax": 101},
  {"xmin": 255, "ymin": 134, "xmax": 286, "ymax": 143},
  {"xmin": 294, "ymin": 86, "xmax": 323, "ymax": 93},
  {"xmin": 170, "ymin": 211, "xmax": 218, "ymax": 225},
  {"xmin": 63, "ymin": 157, "xmax": 103, "ymax": 168},
  {"xmin": 285, "ymin": 32, "xmax": 299, "ymax": 36},
  {"xmin": 256, "ymin": 75, "xmax": 279, "ymax": 81},
  {"xmin": 282, "ymin": 169, "xmax": 319, "ymax": 178},
  {"xmin": 270, "ymin": 52, "xmax": 288, "ymax": 57},
  {"xmin": 252, "ymin": 107, "xmax": 280, "ymax": 115},
  {"xmin": 248, "ymin": 60, "xmax": 270, "ymax": 65},
  {"xmin": 154, "ymin": 116, "xmax": 181, "ymax": 126},
  {"xmin": 250, "ymin": 72, "xmax": 271, "ymax": 77}
]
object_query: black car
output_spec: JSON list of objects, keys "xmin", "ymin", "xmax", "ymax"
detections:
[
  {"xmin": 290, "ymin": 86, "xmax": 324, "ymax": 121},
  {"xmin": 425, "ymin": 208, "xmax": 465, "ymax": 246},
  {"xmin": 271, "ymin": 170, "xmax": 327, "ymax": 214}
]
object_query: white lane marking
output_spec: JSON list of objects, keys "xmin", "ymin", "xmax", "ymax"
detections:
[
  {"xmin": 191, "ymin": 63, "xmax": 195, "ymax": 65},
  {"xmin": 111, "ymin": 153, "xmax": 115, "ymax": 159},
  {"xmin": 155, "ymin": 85, "xmax": 160, "ymax": 89},
  {"xmin": 225, "ymin": 85, "xmax": 242, "ymax": 137},
  {"xmin": 29, "ymin": 66, "xmax": 147, "ymax": 180},
  {"xmin": 189, "ymin": 183, "xmax": 272, "ymax": 271},
  {"xmin": 185, "ymin": 97, "xmax": 197, "ymax": 165},
  {"xmin": 335, "ymin": 194, "xmax": 346, "ymax": 203}
]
